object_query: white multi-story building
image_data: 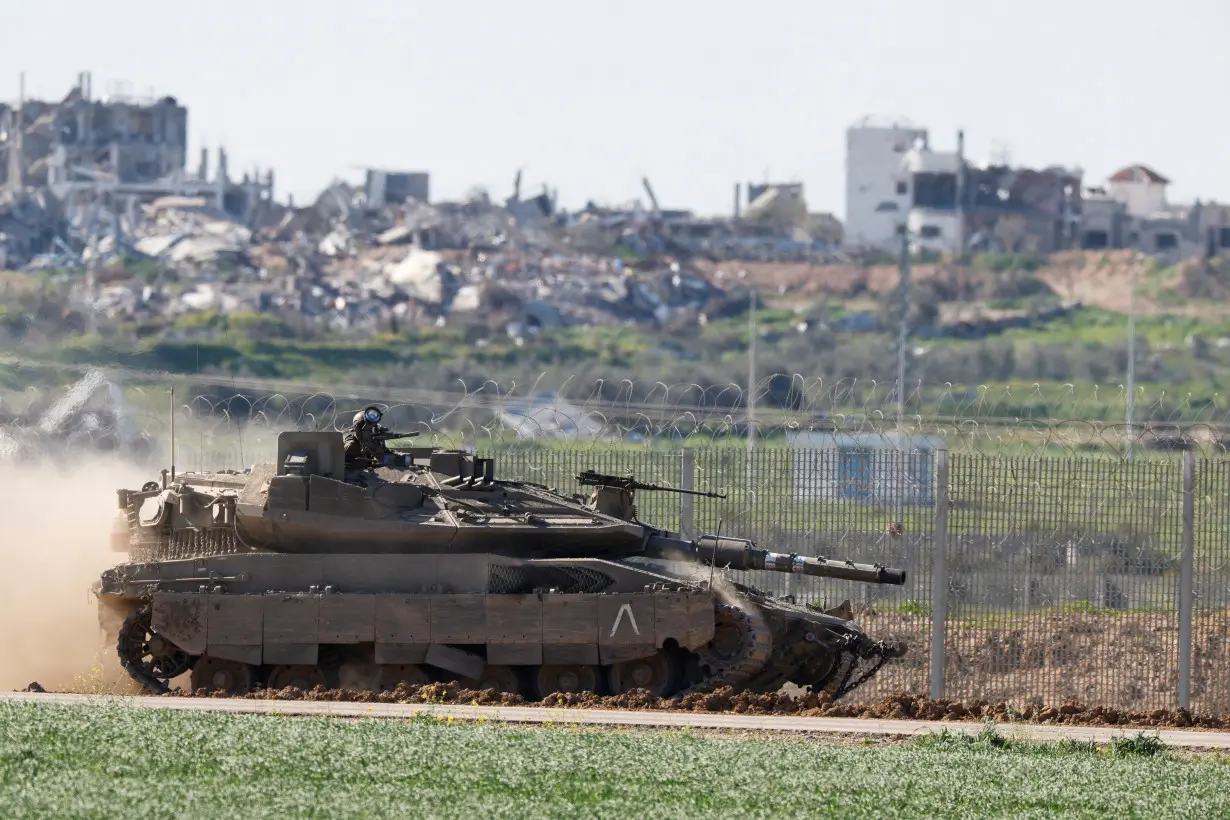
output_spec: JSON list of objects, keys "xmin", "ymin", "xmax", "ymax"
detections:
[
  {"xmin": 902, "ymin": 145, "xmax": 963, "ymax": 254},
  {"xmin": 844, "ymin": 117, "xmax": 928, "ymax": 249},
  {"xmin": 1106, "ymin": 164, "xmax": 1169, "ymax": 218}
]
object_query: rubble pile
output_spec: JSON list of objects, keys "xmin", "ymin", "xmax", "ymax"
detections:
[
  {"xmin": 1, "ymin": 174, "xmax": 847, "ymax": 341},
  {"xmin": 0, "ymin": 188, "xmax": 67, "ymax": 271}
]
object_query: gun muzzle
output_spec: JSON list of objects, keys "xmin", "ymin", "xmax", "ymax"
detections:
[
  {"xmin": 755, "ymin": 552, "xmax": 907, "ymax": 585},
  {"xmin": 685, "ymin": 535, "xmax": 906, "ymax": 586}
]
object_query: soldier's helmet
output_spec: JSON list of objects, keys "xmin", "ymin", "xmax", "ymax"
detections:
[{"xmin": 354, "ymin": 406, "xmax": 383, "ymax": 427}]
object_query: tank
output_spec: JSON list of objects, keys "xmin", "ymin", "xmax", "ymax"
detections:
[{"xmin": 95, "ymin": 405, "xmax": 908, "ymax": 701}]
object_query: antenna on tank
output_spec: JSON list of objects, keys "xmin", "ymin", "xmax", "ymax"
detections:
[
  {"xmin": 709, "ymin": 517, "xmax": 723, "ymax": 590},
  {"xmin": 169, "ymin": 385, "xmax": 176, "ymax": 481}
]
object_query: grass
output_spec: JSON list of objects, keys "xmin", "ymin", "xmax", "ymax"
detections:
[
  {"xmin": 999, "ymin": 308, "xmax": 1230, "ymax": 347},
  {"xmin": 2, "ymin": 703, "xmax": 1229, "ymax": 818}
]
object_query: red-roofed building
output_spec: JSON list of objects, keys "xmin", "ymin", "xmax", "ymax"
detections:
[{"xmin": 1107, "ymin": 164, "xmax": 1170, "ymax": 217}]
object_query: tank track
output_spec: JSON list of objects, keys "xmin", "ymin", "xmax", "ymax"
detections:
[
  {"xmin": 678, "ymin": 594, "xmax": 898, "ymax": 702},
  {"xmin": 675, "ymin": 601, "xmax": 774, "ymax": 698},
  {"xmin": 817, "ymin": 642, "xmax": 896, "ymax": 700},
  {"xmin": 116, "ymin": 606, "xmax": 174, "ymax": 695}
]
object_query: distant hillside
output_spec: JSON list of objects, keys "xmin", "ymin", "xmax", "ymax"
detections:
[{"xmin": 695, "ymin": 251, "xmax": 1230, "ymax": 319}]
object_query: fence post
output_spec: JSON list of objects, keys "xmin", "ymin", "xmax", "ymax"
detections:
[
  {"xmin": 1178, "ymin": 450, "xmax": 1195, "ymax": 710},
  {"xmin": 680, "ymin": 448, "xmax": 695, "ymax": 540},
  {"xmin": 929, "ymin": 449, "xmax": 949, "ymax": 700}
]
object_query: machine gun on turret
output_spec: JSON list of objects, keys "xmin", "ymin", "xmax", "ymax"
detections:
[
  {"xmin": 369, "ymin": 429, "xmax": 421, "ymax": 447},
  {"xmin": 576, "ymin": 470, "xmax": 727, "ymax": 499},
  {"xmin": 345, "ymin": 428, "xmax": 420, "ymax": 466}
]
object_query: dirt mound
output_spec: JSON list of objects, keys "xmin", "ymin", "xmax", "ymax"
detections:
[
  {"xmin": 700, "ymin": 250, "xmax": 1222, "ymax": 319},
  {"xmin": 1175, "ymin": 257, "xmax": 1230, "ymax": 300},
  {"xmin": 130, "ymin": 682, "xmax": 1230, "ymax": 730},
  {"xmin": 853, "ymin": 611, "xmax": 1230, "ymax": 717},
  {"xmin": 695, "ymin": 259, "xmax": 949, "ymax": 299}
]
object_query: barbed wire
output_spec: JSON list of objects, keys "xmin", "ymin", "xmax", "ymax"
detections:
[
  {"xmin": 5, "ymin": 365, "xmax": 1230, "ymax": 465},
  {"xmin": 7, "ymin": 365, "xmax": 1230, "ymax": 712}
]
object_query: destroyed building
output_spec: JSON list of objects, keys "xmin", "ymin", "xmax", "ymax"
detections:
[
  {"xmin": 365, "ymin": 169, "xmax": 430, "ymax": 207},
  {"xmin": 0, "ymin": 73, "xmax": 274, "ymax": 269},
  {"xmin": 847, "ymin": 116, "xmax": 1226, "ymax": 263},
  {"xmin": 1078, "ymin": 188, "xmax": 1129, "ymax": 250},
  {"xmin": 958, "ymin": 163, "xmax": 1083, "ymax": 254},
  {"xmin": 901, "ymin": 131, "xmax": 1084, "ymax": 255},
  {"xmin": 1083, "ymin": 168, "xmax": 1230, "ymax": 259},
  {"xmin": 1, "ymin": 72, "xmax": 187, "ymax": 190}
]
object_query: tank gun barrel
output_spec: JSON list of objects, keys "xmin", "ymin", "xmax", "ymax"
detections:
[
  {"xmin": 576, "ymin": 470, "xmax": 726, "ymax": 499},
  {"xmin": 644, "ymin": 534, "xmax": 906, "ymax": 586}
]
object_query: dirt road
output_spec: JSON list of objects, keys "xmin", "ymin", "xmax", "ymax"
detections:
[{"xmin": 4, "ymin": 691, "xmax": 1227, "ymax": 748}]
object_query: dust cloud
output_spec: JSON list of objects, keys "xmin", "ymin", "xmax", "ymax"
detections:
[{"xmin": 0, "ymin": 457, "xmax": 151, "ymax": 692}]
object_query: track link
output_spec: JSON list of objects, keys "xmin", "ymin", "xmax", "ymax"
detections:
[
  {"xmin": 676, "ymin": 601, "xmax": 774, "ymax": 697},
  {"xmin": 813, "ymin": 639, "xmax": 898, "ymax": 700},
  {"xmin": 116, "ymin": 605, "xmax": 174, "ymax": 695}
]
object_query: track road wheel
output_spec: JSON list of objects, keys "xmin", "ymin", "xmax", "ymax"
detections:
[
  {"xmin": 376, "ymin": 665, "xmax": 432, "ymax": 693},
  {"xmin": 117, "ymin": 606, "xmax": 193, "ymax": 693},
  {"xmin": 607, "ymin": 652, "xmax": 675, "ymax": 697},
  {"xmin": 535, "ymin": 665, "xmax": 599, "ymax": 699},
  {"xmin": 336, "ymin": 662, "xmax": 379, "ymax": 692},
  {"xmin": 266, "ymin": 665, "xmax": 327, "ymax": 691},
  {"xmin": 191, "ymin": 657, "xmax": 255, "ymax": 696},
  {"xmin": 696, "ymin": 606, "xmax": 748, "ymax": 676},
  {"xmin": 463, "ymin": 665, "xmax": 520, "ymax": 695}
]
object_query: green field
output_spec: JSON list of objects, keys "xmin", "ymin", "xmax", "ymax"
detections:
[
  {"xmin": 1, "ymin": 703, "xmax": 1228, "ymax": 818},
  {"xmin": 9, "ymin": 295, "xmax": 1230, "ymax": 429}
]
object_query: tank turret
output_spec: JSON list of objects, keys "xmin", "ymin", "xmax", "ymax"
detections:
[{"xmin": 95, "ymin": 429, "xmax": 910, "ymax": 701}]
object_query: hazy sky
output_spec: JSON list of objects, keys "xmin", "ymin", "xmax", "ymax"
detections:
[{"xmin": 4, "ymin": 1, "xmax": 1227, "ymax": 217}]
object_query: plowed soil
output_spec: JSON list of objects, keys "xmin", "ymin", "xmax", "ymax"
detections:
[
  {"xmin": 708, "ymin": 250, "xmax": 1230, "ymax": 319},
  {"xmin": 851, "ymin": 611, "xmax": 1230, "ymax": 717},
  {"xmin": 156, "ymin": 682, "xmax": 1230, "ymax": 731}
]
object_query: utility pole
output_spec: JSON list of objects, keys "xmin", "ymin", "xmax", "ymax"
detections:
[
  {"xmin": 745, "ymin": 278, "xmax": 758, "ymax": 501},
  {"xmin": 894, "ymin": 228, "xmax": 912, "ymax": 527},
  {"xmin": 1126, "ymin": 259, "xmax": 1138, "ymax": 459},
  {"xmin": 747, "ymin": 282, "xmax": 756, "ymax": 452},
  {"xmin": 954, "ymin": 130, "xmax": 965, "ymax": 259},
  {"xmin": 897, "ymin": 228, "xmax": 911, "ymax": 429},
  {"xmin": 8, "ymin": 72, "xmax": 25, "ymax": 193},
  {"xmin": 954, "ymin": 129, "xmax": 966, "ymax": 299}
]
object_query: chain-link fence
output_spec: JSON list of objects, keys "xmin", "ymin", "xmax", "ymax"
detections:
[
  {"xmin": 7, "ymin": 369, "xmax": 1230, "ymax": 711},
  {"xmin": 494, "ymin": 446, "xmax": 1223, "ymax": 712}
]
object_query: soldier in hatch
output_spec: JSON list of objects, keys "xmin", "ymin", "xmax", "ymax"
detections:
[{"xmin": 343, "ymin": 406, "xmax": 393, "ymax": 466}]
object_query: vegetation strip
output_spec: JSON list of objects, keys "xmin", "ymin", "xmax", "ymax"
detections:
[
  {"xmin": 2, "ymin": 700, "xmax": 1229, "ymax": 818},
  {"xmin": 6, "ymin": 691, "xmax": 1230, "ymax": 748}
]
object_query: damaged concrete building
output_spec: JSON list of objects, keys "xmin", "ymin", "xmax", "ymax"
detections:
[
  {"xmin": 845, "ymin": 119, "xmax": 1081, "ymax": 255},
  {"xmin": 1, "ymin": 72, "xmax": 187, "ymax": 190},
  {"xmin": 0, "ymin": 73, "xmax": 274, "ymax": 268},
  {"xmin": 901, "ymin": 131, "xmax": 1083, "ymax": 255},
  {"xmin": 1082, "ymin": 166, "xmax": 1230, "ymax": 260},
  {"xmin": 365, "ymin": 169, "xmax": 429, "ymax": 207},
  {"xmin": 576, "ymin": 180, "xmax": 843, "ymax": 263},
  {"xmin": 846, "ymin": 116, "xmax": 1228, "ymax": 262}
]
